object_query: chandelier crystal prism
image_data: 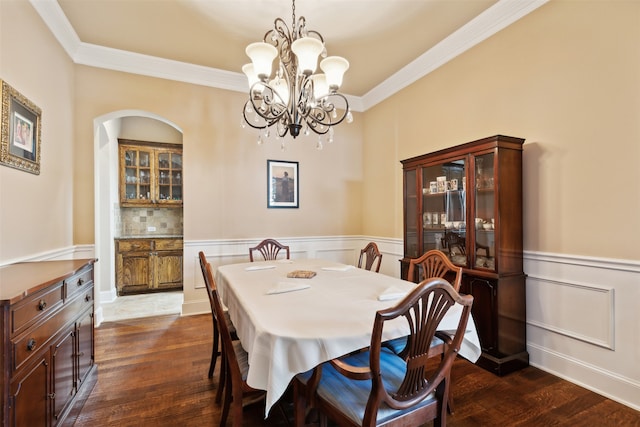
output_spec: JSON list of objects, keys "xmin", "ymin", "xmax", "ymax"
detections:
[{"xmin": 242, "ymin": 0, "xmax": 352, "ymax": 142}]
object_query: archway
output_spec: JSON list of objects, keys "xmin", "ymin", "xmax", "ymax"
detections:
[{"xmin": 93, "ymin": 110, "xmax": 182, "ymax": 326}]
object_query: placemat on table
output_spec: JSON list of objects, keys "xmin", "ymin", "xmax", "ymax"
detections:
[{"xmin": 286, "ymin": 270, "xmax": 316, "ymax": 279}]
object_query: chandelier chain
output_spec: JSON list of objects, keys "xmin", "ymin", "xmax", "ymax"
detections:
[{"xmin": 291, "ymin": 0, "xmax": 296, "ymax": 33}]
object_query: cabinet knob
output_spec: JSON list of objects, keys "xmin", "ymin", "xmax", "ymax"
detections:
[
  {"xmin": 26, "ymin": 338, "xmax": 37, "ymax": 351},
  {"xmin": 77, "ymin": 278, "xmax": 84, "ymax": 287},
  {"xmin": 38, "ymin": 300, "xmax": 47, "ymax": 310},
  {"xmin": 48, "ymin": 393, "xmax": 56, "ymax": 400},
  {"xmin": 85, "ymin": 294, "xmax": 91, "ymax": 302}
]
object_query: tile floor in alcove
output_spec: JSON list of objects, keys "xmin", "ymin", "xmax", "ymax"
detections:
[{"xmin": 101, "ymin": 291, "xmax": 183, "ymax": 322}]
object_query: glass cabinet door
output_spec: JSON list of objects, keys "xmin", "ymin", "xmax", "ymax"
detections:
[
  {"xmin": 404, "ymin": 169, "xmax": 419, "ymax": 258},
  {"xmin": 421, "ymin": 159, "xmax": 466, "ymax": 266},
  {"xmin": 157, "ymin": 151, "xmax": 182, "ymax": 203},
  {"xmin": 474, "ymin": 152, "xmax": 495, "ymax": 270},
  {"xmin": 123, "ymin": 148, "xmax": 152, "ymax": 202}
]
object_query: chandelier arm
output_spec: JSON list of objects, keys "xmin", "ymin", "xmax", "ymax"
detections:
[
  {"xmin": 309, "ymin": 93, "xmax": 350, "ymax": 126},
  {"xmin": 247, "ymin": 82, "xmax": 293, "ymax": 127},
  {"xmin": 242, "ymin": 0, "xmax": 350, "ymax": 143}
]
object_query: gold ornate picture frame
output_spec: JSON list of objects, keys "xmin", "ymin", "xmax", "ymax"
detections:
[{"xmin": 1, "ymin": 80, "xmax": 42, "ymax": 174}]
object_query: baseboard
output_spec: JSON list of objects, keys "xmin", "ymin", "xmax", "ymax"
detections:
[
  {"xmin": 181, "ymin": 299, "xmax": 210, "ymax": 317},
  {"xmin": 528, "ymin": 343, "xmax": 640, "ymax": 411}
]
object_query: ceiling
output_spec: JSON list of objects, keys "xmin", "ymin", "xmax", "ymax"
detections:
[{"xmin": 36, "ymin": 0, "xmax": 546, "ymax": 110}]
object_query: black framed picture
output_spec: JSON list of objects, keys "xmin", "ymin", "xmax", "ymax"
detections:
[
  {"xmin": 267, "ymin": 160, "xmax": 298, "ymax": 208},
  {"xmin": 0, "ymin": 80, "xmax": 42, "ymax": 174}
]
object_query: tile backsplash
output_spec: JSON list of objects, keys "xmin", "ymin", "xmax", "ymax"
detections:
[{"xmin": 115, "ymin": 207, "xmax": 183, "ymax": 236}]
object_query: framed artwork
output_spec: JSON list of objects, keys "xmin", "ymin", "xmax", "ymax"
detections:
[
  {"xmin": 267, "ymin": 159, "xmax": 298, "ymax": 208},
  {"xmin": 0, "ymin": 80, "xmax": 42, "ymax": 174}
]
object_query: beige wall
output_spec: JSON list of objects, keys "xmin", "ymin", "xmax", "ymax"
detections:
[
  {"xmin": 363, "ymin": 0, "xmax": 640, "ymax": 260},
  {"xmin": 2, "ymin": 0, "xmax": 639, "ymax": 264},
  {"xmin": 72, "ymin": 66, "xmax": 364, "ymax": 245},
  {"xmin": 0, "ymin": 0, "xmax": 76, "ymax": 262}
]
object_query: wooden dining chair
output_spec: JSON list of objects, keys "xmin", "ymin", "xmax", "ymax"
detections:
[
  {"xmin": 249, "ymin": 238, "xmax": 290, "ymax": 262},
  {"xmin": 393, "ymin": 249, "xmax": 465, "ymax": 413},
  {"xmin": 357, "ymin": 242, "xmax": 383, "ymax": 273},
  {"xmin": 198, "ymin": 252, "xmax": 238, "ymax": 401},
  {"xmin": 406, "ymin": 249, "xmax": 463, "ymax": 291},
  {"xmin": 294, "ymin": 278, "xmax": 473, "ymax": 427},
  {"xmin": 203, "ymin": 261, "xmax": 265, "ymax": 427}
]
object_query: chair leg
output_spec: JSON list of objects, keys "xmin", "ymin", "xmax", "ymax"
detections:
[
  {"xmin": 445, "ymin": 374, "xmax": 454, "ymax": 415},
  {"xmin": 209, "ymin": 327, "xmax": 219, "ymax": 379},
  {"xmin": 220, "ymin": 371, "xmax": 232, "ymax": 427},
  {"xmin": 232, "ymin": 388, "xmax": 243, "ymax": 427},
  {"xmin": 293, "ymin": 380, "xmax": 306, "ymax": 427},
  {"xmin": 216, "ymin": 351, "xmax": 227, "ymax": 404}
]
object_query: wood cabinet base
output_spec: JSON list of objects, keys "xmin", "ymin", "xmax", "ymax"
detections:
[{"xmin": 475, "ymin": 351, "xmax": 529, "ymax": 377}]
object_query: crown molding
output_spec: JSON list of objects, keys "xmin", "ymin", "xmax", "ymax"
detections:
[
  {"xmin": 361, "ymin": 0, "xmax": 549, "ymax": 110},
  {"xmin": 30, "ymin": 0, "xmax": 547, "ymax": 114}
]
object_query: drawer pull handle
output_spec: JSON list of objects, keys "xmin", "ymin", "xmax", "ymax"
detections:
[
  {"xmin": 77, "ymin": 278, "xmax": 84, "ymax": 287},
  {"xmin": 26, "ymin": 338, "xmax": 37, "ymax": 351},
  {"xmin": 85, "ymin": 294, "xmax": 91, "ymax": 302},
  {"xmin": 38, "ymin": 300, "xmax": 47, "ymax": 310}
]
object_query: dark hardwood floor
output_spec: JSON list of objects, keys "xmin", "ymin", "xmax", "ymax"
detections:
[{"xmin": 75, "ymin": 314, "xmax": 640, "ymax": 426}]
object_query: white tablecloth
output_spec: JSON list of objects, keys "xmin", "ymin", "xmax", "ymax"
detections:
[{"xmin": 215, "ymin": 258, "xmax": 481, "ymax": 417}]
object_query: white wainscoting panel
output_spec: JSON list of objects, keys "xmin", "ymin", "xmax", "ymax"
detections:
[
  {"xmin": 526, "ymin": 277, "xmax": 614, "ymax": 349},
  {"xmin": 524, "ymin": 251, "xmax": 640, "ymax": 411}
]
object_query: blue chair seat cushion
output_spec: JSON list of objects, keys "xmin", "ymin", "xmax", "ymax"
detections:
[
  {"xmin": 315, "ymin": 348, "xmax": 437, "ymax": 425},
  {"xmin": 383, "ymin": 335, "xmax": 444, "ymax": 355}
]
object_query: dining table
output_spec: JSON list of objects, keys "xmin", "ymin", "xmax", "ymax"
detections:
[{"xmin": 214, "ymin": 258, "xmax": 481, "ymax": 417}]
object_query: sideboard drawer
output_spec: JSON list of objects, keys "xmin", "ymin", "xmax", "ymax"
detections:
[
  {"xmin": 65, "ymin": 266, "xmax": 94, "ymax": 300},
  {"xmin": 12, "ymin": 285, "xmax": 94, "ymax": 371},
  {"xmin": 11, "ymin": 283, "xmax": 64, "ymax": 335}
]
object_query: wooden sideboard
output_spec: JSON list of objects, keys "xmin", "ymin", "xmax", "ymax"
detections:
[{"xmin": 0, "ymin": 259, "xmax": 97, "ymax": 426}]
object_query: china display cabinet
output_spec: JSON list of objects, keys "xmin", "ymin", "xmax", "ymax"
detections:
[
  {"xmin": 119, "ymin": 139, "xmax": 183, "ymax": 207},
  {"xmin": 401, "ymin": 135, "xmax": 528, "ymax": 375}
]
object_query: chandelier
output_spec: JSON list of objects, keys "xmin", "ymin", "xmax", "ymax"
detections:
[{"xmin": 241, "ymin": 0, "xmax": 352, "ymax": 149}]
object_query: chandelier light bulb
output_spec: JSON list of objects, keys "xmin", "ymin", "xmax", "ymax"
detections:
[
  {"xmin": 242, "ymin": 63, "xmax": 259, "ymax": 88},
  {"xmin": 291, "ymin": 37, "xmax": 324, "ymax": 75},
  {"xmin": 311, "ymin": 74, "xmax": 328, "ymax": 99},
  {"xmin": 246, "ymin": 42, "xmax": 278, "ymax": 80},
  {"xmin": 320, "ymin": 56, "xmax": 349, "ymax": 90},
  {"xmin": 269, "ymin": 76, "xmax": 290, "ymax": 105}
]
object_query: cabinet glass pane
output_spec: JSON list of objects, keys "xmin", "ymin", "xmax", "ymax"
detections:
[
  {"xmin": 404, "ymin": 169, "xmax": 418, "ymax": 257},
  {"xmin": 171, "ymin": 154, "xmax": 182, "ymax": 169},
  {"xmin": 124, "ymin": 149, "xmax": 152, "ymax": 201},
  {"xmin": 421, "ymin": 160, "xmax": 466, "ymax": 266},
  {"xmin": 139, "ymin": 152, "xmax": 150, "ymax": 167},
  {"xmin": 474, "ymin": 153, "xmax": 495, "ymax": 270},
  {"xmin": 157, "ymin": 151, "xmax": 182, "ymax": 201}
]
